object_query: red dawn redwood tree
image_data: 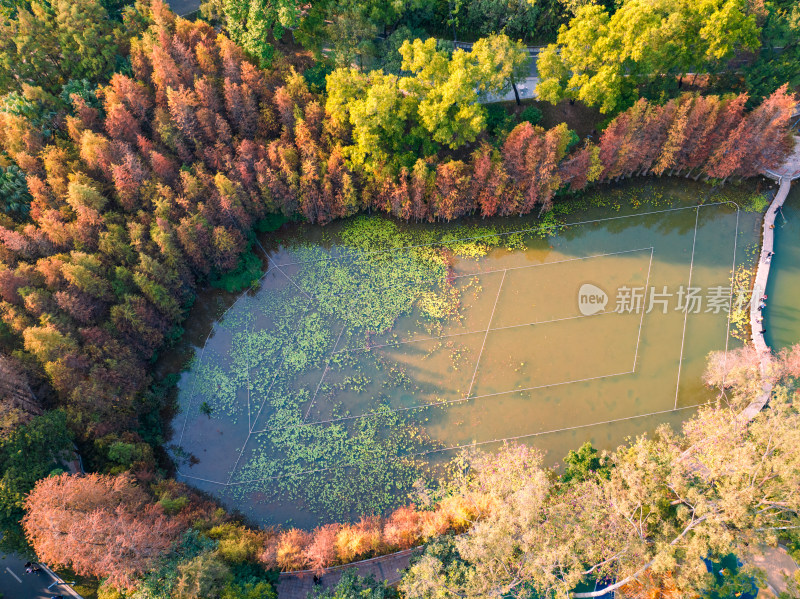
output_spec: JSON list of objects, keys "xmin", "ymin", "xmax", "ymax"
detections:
[{"xmin": 23, "ymin": 473, "xmax": 184, "ymax": 590}]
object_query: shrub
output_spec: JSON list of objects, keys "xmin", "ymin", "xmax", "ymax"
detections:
[
  {"xmin": 212, "ymin": 527, "xmax": 261, "ymax": 563},
  {"xmin": 383, "ymin": 506, "xmax": 422, "ymax": 549},
  {"xmin": 210, "ymin": 247, "xmax": 263, "ymax": 293},
  {"xmin": 335, "ymin": 517, "xmax": 382, "ymax": 563},
  {"xmin": 159, "ymin": 495, "xmax": 189, "ymax": 515},
  {"xmin": 485, "ymin": 104, "xmax": 509, "ymax": 134},
  {"xmin": 276, "ymin": 529, "xmax": 311, "ymax": 571},
  {"xmin": 419, "ymin": 508, "xmax": 451, "ymax": 539},
  {"xmin": 175, "ymin": 552, "xmax": 232, "ymax": 599},
  {"xmin": 519, "ymin": 105, "xmax": 543, "ymax": 125},
  {"xmin": 304, "ymin": 523, "xmax": 340, "ymax": 572}
]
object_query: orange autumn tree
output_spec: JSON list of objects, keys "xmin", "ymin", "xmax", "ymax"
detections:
[{"xmin": 23, "ymin": 473, "xmax": 184, "ymax": 589}]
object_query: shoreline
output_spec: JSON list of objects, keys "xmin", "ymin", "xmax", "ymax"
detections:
[{"xmin": 744, "ymin": 133, "xmax": 800, "ymax": 419}]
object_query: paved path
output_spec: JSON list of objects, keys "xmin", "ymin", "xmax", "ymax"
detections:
[
  {"xmin": 745, "ymin": 136, "xmax": 800, "ymax": 419},
  {"xmin": 167, "ymin": 0, "xmax": 200, "ymax": 16},
  {"xmin": 731, "ymin": 137, "xmax": 800, "ymax": 593},
  {"xmin": 0, "ymin": 553, "xmax": 82, "ymax": 599},
  {"xmin": 741, "ymin": 544, "xmax": 799, "ymax": 597},
  {"xmin": 276, "ymin": 549, "xmax": 414, "ymax": 599}
]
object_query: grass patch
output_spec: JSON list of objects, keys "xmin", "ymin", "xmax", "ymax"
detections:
[{"xmin": 210, "ymin": 248, "xmax": 264, "ymax": 293}]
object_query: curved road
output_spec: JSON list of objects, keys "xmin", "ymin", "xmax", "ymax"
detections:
[{"xmin": 0, "ymin": 553, "xmax": 81, "ymax": 599}]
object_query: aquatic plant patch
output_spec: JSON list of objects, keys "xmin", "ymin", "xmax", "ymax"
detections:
[{"xmin": 174, "ymin": 195, "xmax": 758, "ymax": 528}]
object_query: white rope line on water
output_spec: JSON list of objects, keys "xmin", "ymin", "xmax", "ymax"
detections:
[
  {"xmin": 239, "ymin": 245, "xmax": 652, "ymax": 431},
  {"xmin": 303, "ymin": 323, "xmax": 347, "ymax": 423},
  {"xmin": 182, "ymin": 202, "xmax": 732, "ymax": 446},
  {"xmin": 272, "ymin": 262, "xmax": 313, "ymax": 301},
  {"xmin": 177, "ymin": 262, "xmax": 280, "ymax": 446},
  {"xmin": 181, "ymin": 201, "xmax": 741, "ymax": 480},
  {"xmin": 246, "ymin": 302, "xmax": 253, "ymax": 432},
  {"xmin": 254, "ymin": 310, "xmax": 634, "ymax": 431},
  {"xmin": 267, "ymin": 203, "xmax": 734, "ymax": 270},
  {"xmin": 674, "ymin": 207, "xmax": 700, "ymax": 411},
  {"xmin": 270, "ymin": 244, "xmax": 656, "ymax": 322},
  {"xmin": 631, "ymin": 248, "xmax": 655, "ymax": 372},
  {"xmin": 251, "ymin": 368, "xmax": 637, "ymax": 434},
  {"xmin": 467, "ymin": 270, "xmax": 505, "ymax": 398},
  {"xmin": 226, "ymin": 294, "xmax": 317, "ymax": 484},
  {"xmin": 179, "ymin": 402, "xmax": 706, "ymax": 487},
  {"xmin": 336, "ymin": 307, "xmax": 619, "ymax": 356},
  {"xmin": 193, "ymin": 249, "xmax": 650, "ymax": 435},
  {"xmin": 720, "ymin": 204, "xmax": 742, "ymax": 394}
]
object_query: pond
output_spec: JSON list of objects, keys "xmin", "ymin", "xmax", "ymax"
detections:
[{"xmin": 167, "ymin": 179, "xmax": 763, "ymax": 529}]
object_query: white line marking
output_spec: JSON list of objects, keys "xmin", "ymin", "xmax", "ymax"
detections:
[
  {"xmin": 467, "ymin": 270, "xmax": 506, "ymax": 398},
  {"xmin": 281, "ymin": 246, "xmax": 655, "ymax": 329},
  {"xmin": 248, "ymin": 247, "xmax": 653, "ymax": 431},
  {"xmin": 674, "ymin": 207, "xmax": 700, "ymax": 410},
  {"xmin": 267, "ymin": 204, "xmax": 728, "ymax": 269},
  {"xmin": 177, "ymin": 263, "xmax": 278, "ymax": 447},
  {"xmin": 340, "ymin": 309, "xmax": 617, "ymax": 354},
  {"xmin": 631, "ymin": 247, "xmax": 655, "ymax": 371},
  {"xmin": 720, "ymin": 204, "xmax": 741, "ymax": 392},
  {"xmin": 223, "ymin": 403, "xmax": 708, "ymax": 486},
  {"xmin": 227, "ymin": 296, "xmax": 316, "ymax": 484},
  {"xmin": 5, "ymin": 568, "xmax": 21, "ymax": 583},
  {"xmin": 303, "ymin": 323, "xmax": 346, "ymax": 422},
  {"xmin": 181, "ymin": 202, "xmax": 741, "ymax": 487},
  {"xmin": 272, "ymin": 263, "xmax": 313, "ymax": 301},
  {"xmin": 251, "ymin": 369, "xmax": 636, "ymax": 433}
]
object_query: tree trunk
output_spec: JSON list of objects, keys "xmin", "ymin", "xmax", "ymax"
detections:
[{"xmin": 512, "ymin": 81, "xmax": 521, "ymax": 106}]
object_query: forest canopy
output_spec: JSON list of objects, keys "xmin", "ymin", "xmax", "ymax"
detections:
[{"xmin": 0, "ymin": 0, "xmax": 797, "ymax": 597}]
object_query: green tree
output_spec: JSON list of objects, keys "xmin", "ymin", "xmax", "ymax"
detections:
[
  {"xmin": 0, "ymin": 0, "xmax": 120, "ymax": 94},
  {"xmin": 471, "ymin": 33, "xmax": 530, "ymax": 105},
  {"xmin": 452, "ymin": 0, "xmax": 542, "ymax": 43},
  {"xmin": 399, "ymin": 38, "xmax": 485, "ymax": 149},
  {"xmin": 0, "ymin": 163, "xmax": 31, "ymax": 217},
  {"xmin": 537, "ymin": 0, "xmax": 762, "ymax": 113},
  {"xmin": 326, "ymin": 8, "xmax": 378, "ymax": 70},
  {"xmin": 201, "ymin": 0, "xmax": 302, "ymax": 67},
  {"xmin": 309, "ymin": 569, "xmax": 398, "ymax": 599},
  {"xmin": 175, "ymin": 552, "xmax": 233, "ymax": 599},
  {"xmin": 743, "ymin": 0, "xmax": 800, "ymax": 101},
  {"xmin": 0, "ymin": 410, "xmax": 72, "ymax": 552},
  {"xmin": 327, "ymin": 35, "xmax": 533, "ymax": 164},
  {"xmin": 326, "ymin": 67, "xmax": 423, "ymax": 167},
  {"xmin": 561, "ymin": 441, "xmax": 612, "ymax": 484}
]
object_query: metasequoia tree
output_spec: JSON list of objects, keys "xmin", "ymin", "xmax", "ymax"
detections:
[
  {"xmin": 23, "ymin": 473, "xmax": 184, "ymax": 589},
  {"xmin": 400, "ymin": 355, "xmax": 800, "ymax": 599},
  {"xmin": 0, "ymin": 0, "xmax": 123, "ymax": 93},
  {"xmin": 0, "ymin": 0, "xmax": 794, "ymax": 467},
  {"xmin": 0, "ymin": 353, "xmax": 41, "ymax": 436}
]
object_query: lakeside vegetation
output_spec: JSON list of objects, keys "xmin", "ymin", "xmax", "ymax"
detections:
[{"xmin": 0, "ymin": 0, "xmax": 797, "ymax": 597}]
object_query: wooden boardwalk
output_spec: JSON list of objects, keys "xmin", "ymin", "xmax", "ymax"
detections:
[
  {"xmin": 276, "ymin": 549, "xmax": 415, "ymax": 599},
  {"xmin": 745, "ymin": 135, "xmax": 800, "ymax": 419}
]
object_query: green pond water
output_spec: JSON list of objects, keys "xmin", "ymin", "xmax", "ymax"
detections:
[
  {"xmin": 168, "ymin": 179, "xmax": 764, "ymax": 528},
  {"xmin": 766, "ymin": 184, "xmax": 800, "ymax": 350}
]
